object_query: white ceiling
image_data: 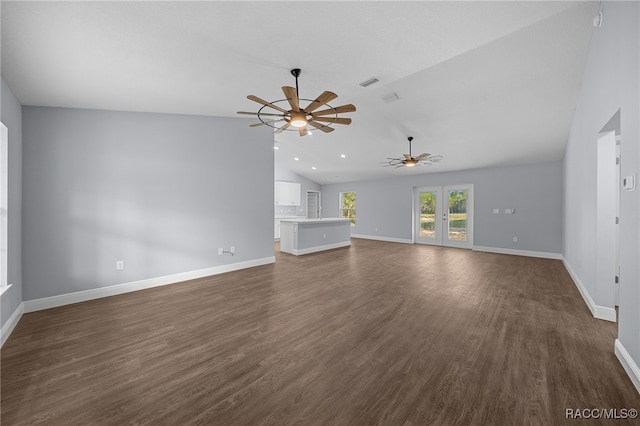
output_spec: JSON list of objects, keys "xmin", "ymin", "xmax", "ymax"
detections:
[{"xmin": 1, "ymin": 1, "xmax": 598, "ymax": 184}]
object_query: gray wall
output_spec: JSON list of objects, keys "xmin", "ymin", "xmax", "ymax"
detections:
[
  {"xmin": 22, "ymin": 107, "xmax": 274, "ymax": 301},
  {"xmin": 563, "ymin": 2, "xmax": 640, "ymax": 369},
  {"xmin": 322, "ymin": 161, "xmax": 563, "ymax": 254},
  {"xmin": 0, "ymin": 78, "xmax": 23, "ymax": 327},
  {"xmin": 275, "ymin": 164, "xmax": 321, "ymax": 217}
]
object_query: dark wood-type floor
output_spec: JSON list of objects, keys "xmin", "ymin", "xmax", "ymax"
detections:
[{"xmin": 2, "ymin": 239, "xmax": 639, "ymax": 425}]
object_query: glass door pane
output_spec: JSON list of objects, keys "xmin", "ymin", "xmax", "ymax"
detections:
[
  {"xmin": 447, "ymin": 190, "xmax": 468, "ymax": 242},
  {"xmin": 415, "ymin": 186, "xmax": 442, "ymax": 245},
  {"xmin": 420, "ymin": 191, "xmax": 437, "ymax": 239}
]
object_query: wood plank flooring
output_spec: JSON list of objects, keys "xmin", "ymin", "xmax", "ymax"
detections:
[{"xmin": 2, "ymin": 239, "xmax": 639, "ymax": 425}]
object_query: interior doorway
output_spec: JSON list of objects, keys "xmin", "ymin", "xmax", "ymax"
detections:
[
  {"xmin": 414, "ymin": 184, "xmax": 474, "ymax": 249},
  {"xmin": 307, "ymin": 191, "xmax": 321, "ymax": 219}
]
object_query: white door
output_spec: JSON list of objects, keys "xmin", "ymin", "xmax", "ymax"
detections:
[
  {"xmin": 307, "ymin": 191, "xmax": 321, "ymax": 219},
  {"xmin": 596, "ymin": 131, "xmax": 617, "ymax": 310},
  {"xmin": 415, "ymin": 184, "xmax": 474, "ymax": 249}
]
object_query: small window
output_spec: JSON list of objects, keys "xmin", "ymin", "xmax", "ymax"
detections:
[{"xmin": 340, "ymin": 191, "xmax": 356, "ymax": 226}]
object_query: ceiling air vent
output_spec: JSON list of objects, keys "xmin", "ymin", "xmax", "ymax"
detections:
[
  {"xmin": 381, "ymin": 92, "xmax": 400, "ymax": 104},
  {"xmin": 359, "ymin": 77, "xmax": 380, "ymax": 88}
]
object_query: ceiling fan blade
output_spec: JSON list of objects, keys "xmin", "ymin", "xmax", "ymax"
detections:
[
  {"xmin": 415, "ymin": 153, "xmax": 430, "ymax": 161},
  {"xmin": 250, "ymin": 119, "xmax": 285, "ymax": 128},
  {"xmin": 298, "ymin": 126, "xmax": 310, "ymax": 137},
  {"xmin": 237, "ymin": 111, "xmax": 286, "ymax": 117},
  {"xmin": 304, "ymin": 91, "xmax": 338, "ymax": 113},
  {"xmin": 247, "ymin": 95, "xmax": 289, "ymax": 114},
  {"xmin": 274, "ymin": 122, "xmax": 292, "ymax": 134},
  {"xmin": 282, "ymin": 86, "xmax": 300, "ymax": 112},
  {"xmin": 311, "ymin": 116, "xmax": 352, "ymax": 125},
  {"xmin": 430, "ymin": 155, "xmax": 444, "ymax": 162},
  {"xmin": 311, "ymin": 104, "xmax": 356, "ymax": 116},
  {"xmin": 307, "ymin": 120, "xmax": 335, "ymax": 133},
  {"xmin": 403, "ymin": 154, "xmax": 412, "ymax": 160}
]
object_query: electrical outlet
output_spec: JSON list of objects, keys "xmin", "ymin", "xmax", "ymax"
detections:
[
  {"xmin": 116, "ymin": 260, "xmax": 125, "ymax": 270},
  {"xmin": 230, "ymin": 246, "xmax": 236, "ymax": 254},
  {"xmin": 513, "ymin": 237, "xmax": 518, "ymax": 243}
]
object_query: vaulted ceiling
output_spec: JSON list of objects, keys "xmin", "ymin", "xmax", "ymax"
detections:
[{"xmin": 1, "ymin": 1, "xmax": 599, "ymax": 184}]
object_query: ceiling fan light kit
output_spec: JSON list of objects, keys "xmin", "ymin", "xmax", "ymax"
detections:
[
  {"xmin": 237, "ymin": 68, "xmax": 356, "ymax": 137},
  {"xmin": 385, "ymin": 136, "xmax": 443, "ymax": 169}
]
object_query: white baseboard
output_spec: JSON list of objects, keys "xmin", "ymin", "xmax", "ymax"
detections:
[
  {"xmin": 24, "ymin": 256, "xmax": 275, "ymax": 313},
  {"xmin": 562, "ymin": 258, "xmax": 617, "ymax": 322},
  {"xmin": 615, "ymin": 339, "xmax": 640, "ymax": 395},
  {"xmin": 473, "ymin": 246, "xmax": 562, "ymax": 260},
  {"xmin": 287, "ymin": 241, "xmax": 351, "ymax": 256},
  {"xmin": 351, "ymin": 234, "xmax": 413, "ymax": 244},
  {"xmin": 1, "ymin": 302, "xmax": 24, "ymax": 347}
]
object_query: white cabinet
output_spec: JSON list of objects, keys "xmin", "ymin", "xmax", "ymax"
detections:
[{"xmin": 275, "ymin": 181, "xmax": 301, "ymax": 206}]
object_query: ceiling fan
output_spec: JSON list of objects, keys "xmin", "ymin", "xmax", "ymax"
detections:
[
  {"xmin": 384, "ymin": 136, "xmax": 443, "ymax": 168},
  {"xmin": 237, "ymin": 68, "xmax": 356, "ymax": 137}
]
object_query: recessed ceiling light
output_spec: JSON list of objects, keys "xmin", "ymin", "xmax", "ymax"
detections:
[
  {"xmin": 340, "ymin": 154, "xmax": 346, "ymax": 158},
  {"xmin": 311, "ymin": 167, "xmax": 317, "ymax": 170},
  {"xmin": 273, "ymin": 146, "xmax": 279, "ymax": 150},
  {"xmin": 294, "ymin": 157, "xmax": 299, "ymax": 161}
]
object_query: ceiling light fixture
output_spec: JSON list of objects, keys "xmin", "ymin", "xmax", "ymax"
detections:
[
  {"xmin": 340, "ymin": 154, "xmax": 346, "ymax": 158},
  {"xmin": 289, "ymin": 111, "xmax": 308, "ymax": 128},
  {"xmin": 237, "ymin": 68, "xmax": 356, "ymax": 137},
  {"xmin": 384, "ymin": 136, "xmax": 443, "ymax": 169}
]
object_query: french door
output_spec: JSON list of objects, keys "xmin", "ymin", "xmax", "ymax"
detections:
[{"xmin": 414, "ymin": 185, "xmax": 474, "ymax": 248}]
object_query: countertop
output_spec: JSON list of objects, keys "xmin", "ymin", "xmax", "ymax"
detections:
[{"xmin": 278, "ymin": 218, "xmax": 351, "ymax": 224}]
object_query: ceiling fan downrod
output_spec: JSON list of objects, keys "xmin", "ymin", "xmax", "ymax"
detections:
[{"xmin": 291, "ymin": 68, "xmax": 301, "ymax": 101}]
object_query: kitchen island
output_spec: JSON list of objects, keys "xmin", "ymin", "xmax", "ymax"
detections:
[{"xmin": 279, "ymin": 218, "xmax": 351, "ymax": 256}]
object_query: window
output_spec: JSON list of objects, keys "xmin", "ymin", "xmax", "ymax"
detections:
[{"xmin": 340, "ymin": 191, "xmax": 356, "ymax": 226}]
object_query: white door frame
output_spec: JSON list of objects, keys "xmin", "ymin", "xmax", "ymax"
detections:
[
  {"xmin": 596, "ymin": 131, "xmax": 618, "ymax": 312},
  {"xmin": 306, "ymin": 190, "xmax": 321, "ymax": 219},
  {"xmin": 614, "ymin": 137, "xmax": 621, "ymax": 306}
]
